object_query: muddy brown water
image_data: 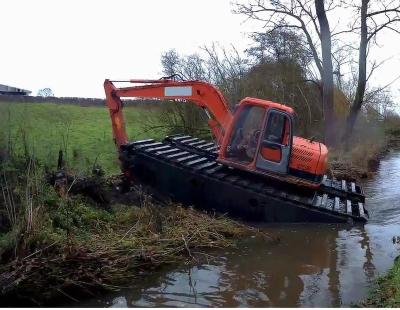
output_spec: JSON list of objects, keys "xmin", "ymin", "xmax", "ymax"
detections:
[{"xmin": 76, "ymin": 152, "xmax": 400, "ymax": 307}]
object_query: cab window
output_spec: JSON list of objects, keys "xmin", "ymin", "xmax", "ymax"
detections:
[
  {"xmin": 226, "ymin": 105, "xmax": 265, "ymax": 163},
  {"xmin": 264, "ymin": 112, "xmax": 289, "ymax": 145},
  {"xmin": 259, "ymin": 111, "xmax": 290, "ymax": 163}
]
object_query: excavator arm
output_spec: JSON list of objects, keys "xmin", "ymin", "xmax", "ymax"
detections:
[{"xmin": 104, "ymin": 79, "xmax": 233, "ymax": 148}]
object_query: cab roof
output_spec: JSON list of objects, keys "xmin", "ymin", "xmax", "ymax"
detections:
[{"xmin": 239, "ymin": 97, "xmax": 294, "ymax": 114}]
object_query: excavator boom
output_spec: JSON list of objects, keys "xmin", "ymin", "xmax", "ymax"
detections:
[{"xmin": 104, "ymin": 79, "xmax": 233, "ymax": 147}]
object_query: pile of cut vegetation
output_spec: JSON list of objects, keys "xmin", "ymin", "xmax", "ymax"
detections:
[{"xmin": 0, "ymin": 155, "xmax": 270, "ymax": 305}]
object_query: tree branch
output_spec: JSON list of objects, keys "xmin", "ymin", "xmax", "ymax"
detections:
[
  {"xmin": 367, "ymin": 8, "xmax": 400, "ymax": 17},
  {"xmin": 234, "ymin": 0, "xmax": 323, "ymax": 75},
  {"xmin": 367, "ymin": 17, "xmax": 400, "ymax": 41}
]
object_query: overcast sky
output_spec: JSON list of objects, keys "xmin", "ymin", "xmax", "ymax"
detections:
[{"xmin": 1, "ymin": 0, "xmax": 399, "ymax": 100}]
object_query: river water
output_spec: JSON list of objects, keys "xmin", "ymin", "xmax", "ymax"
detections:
[{"xmin": 79, "ymin": 151, "xmax": 400, "ymax": 307}]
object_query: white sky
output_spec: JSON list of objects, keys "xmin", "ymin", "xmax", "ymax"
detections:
[{"xmin": 1, "ymin": 0, "xmax": 399, "ymax": 100}]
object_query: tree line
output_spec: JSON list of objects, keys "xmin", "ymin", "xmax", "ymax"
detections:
[{"xmin": 156, "ymin": 0, "xmax": 399, "ymax": 148}]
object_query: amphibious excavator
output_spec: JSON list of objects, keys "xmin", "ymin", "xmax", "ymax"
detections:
[{"xmin": 104, "ymin": 78, "xmax": 368, "ymax": 223}]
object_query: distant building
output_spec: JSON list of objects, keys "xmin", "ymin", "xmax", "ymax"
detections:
[{"xmin": 0, "ymin": 84, "xmax": 31, "ymax": 95}]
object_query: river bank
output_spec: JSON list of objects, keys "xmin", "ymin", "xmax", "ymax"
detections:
[
  {"xmin": 329, "ymin": 134, "xmax": 400, "ymax": 181},
  {"xmin": 362, "ymin": 258, "xmax": 400, "ymax": 307},
  {"xmin": 0, "ymin": 160, "xmax": 271, "ymax": 306}
]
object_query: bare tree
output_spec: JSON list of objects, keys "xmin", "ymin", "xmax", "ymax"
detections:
[
  {"xmin": 202, "ymin": 43, "xmax": 249, "ymax": 104},
  {"xmin": 246, "ymin": 29, "xmax": 313, "ymax": 67},
  {"xmin": 158, "ymin": 49, "xmax": 208, "ymax": 136},
  {"xmin": 37, "ymin": 88, "xmax": 54, "ymax": 97},
  {"xmin": 155, "ymin": 46, "xmax": 250, "ymax": 138},
  {"xmin": 235, "ymin": 0, "xmax": 338, "ymax": 145},
  {"xmin": 161, "ymin": 49, "xmax": 208, "ymax": 80},
  {"xmin": 342, "ymin": 0, "xmax": 400, "ymax": 143}
]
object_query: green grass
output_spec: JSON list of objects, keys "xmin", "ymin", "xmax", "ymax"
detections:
[
  {"xmin": 362, "ymin": 258, "xmax": 400, "ymax": 307},
  {"xmin": 0, "ymin": 102, "xmax": 163, "ymax": 174}
]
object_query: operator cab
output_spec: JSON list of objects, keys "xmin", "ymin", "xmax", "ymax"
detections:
[
  {"xmin": 219, "ymin": 98, "xmax": 328, "ymax": 187},
  {"xmin": 221, "ymin": 99, "xmax": 294, "ymax": 175}
]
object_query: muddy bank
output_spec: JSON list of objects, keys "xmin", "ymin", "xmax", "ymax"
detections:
[
  {"xmin": 328, "ymin": 135, "xmax": 400, "ymax": 181},
  {"xmin": 0, "ymin": 168, "xmax": 271, "ymax": 306}
]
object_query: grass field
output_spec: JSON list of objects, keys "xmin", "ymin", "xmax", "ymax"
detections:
[{"xmin": 0, "ymin": 102, "xmax": 164, "ymax": 174}]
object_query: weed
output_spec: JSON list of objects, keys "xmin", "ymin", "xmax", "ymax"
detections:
[{"xmin": 362, "ymin": 258, "xmax": 400, "ymax": 307}]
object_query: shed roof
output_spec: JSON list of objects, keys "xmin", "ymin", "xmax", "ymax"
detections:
[{"xmin": 0, "ymin": 84, "xmax": 31, "ymax": 95}]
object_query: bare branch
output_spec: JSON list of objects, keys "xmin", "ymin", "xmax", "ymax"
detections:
[
  {"xmin": 366, "ymin": 55, "xmax": 394, "ymax": 82},
  {"xmin": 367, "ymin": 17, "xmax": 400, "ymax": 41},
  {"xmin": 367, "ymin": 8, "xmax": 400, "ymax": 17},
  {"xmin": 296, "ymin": 0, "xmax": 321, "ymax": 38},
  {"xmin": 363, "ymin": 74, "xmax": 400, "ymax": 102},
  {"xmin": 234, "ymin": 0, "xmax": 324, "ymax": 75}
]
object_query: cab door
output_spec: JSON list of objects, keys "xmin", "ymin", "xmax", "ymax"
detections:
[{"xmin": 255, "ymin": 109, "xmax": 292, "ymax": 174}]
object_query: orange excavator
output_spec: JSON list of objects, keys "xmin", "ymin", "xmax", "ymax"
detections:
[{"xmin": 105, "ymin": 78, "xmax": 367, "ymax": 223}]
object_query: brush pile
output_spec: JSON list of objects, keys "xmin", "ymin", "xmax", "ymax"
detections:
[{"xmin": 0, "ymin": 161, "xmax": 271, "ymax": 305}]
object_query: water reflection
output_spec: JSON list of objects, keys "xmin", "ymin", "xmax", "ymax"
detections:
[
  {"xmin": 217, "ymin": 225, "xmax": 341, "ymax": 307},
  {"xmin": 120, "ymin": 222, "xmax": 389, "ymax": 307},
  {"xmin": 80, "ymin": 152, "xmax": 400, "ymax": 307}
]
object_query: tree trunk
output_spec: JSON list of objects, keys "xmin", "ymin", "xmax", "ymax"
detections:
[
  {"xmin": 342, "ymin": 0, "xmax": 368, "ymax": 146},
  {"xmin": 315, "ymin": 0, "xmax": 336, "ymax": 146}
]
